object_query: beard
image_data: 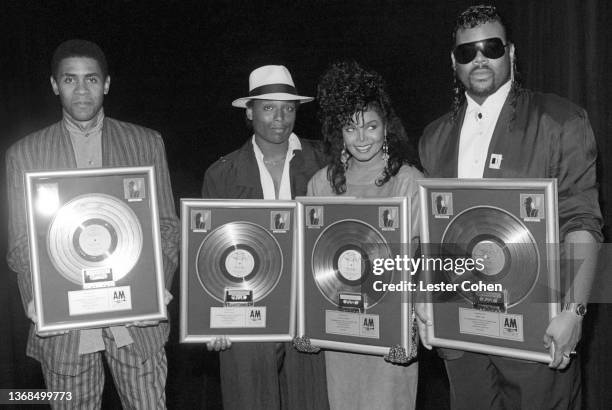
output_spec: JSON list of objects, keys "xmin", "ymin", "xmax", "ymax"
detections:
[
  {"xmin": 466, "ymin": 66, "xmax": 498, "ymax": 97},
  {"xmin": 467, "ymin": 82, "xmax": 497, "ymax": 97},
  {"xmin": 459, "ymin": 61, "xmax": 513, "ymax": 100}
]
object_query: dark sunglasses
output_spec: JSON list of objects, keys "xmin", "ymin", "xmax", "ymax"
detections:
[{"xmin": 452, "ymin": 37, "xmax": 508, "ymax": 64}]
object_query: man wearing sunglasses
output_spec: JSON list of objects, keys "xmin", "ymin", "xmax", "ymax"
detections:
[{"xmin": 418, "ymin": 4, "xmax": 601, "ymax": 410}]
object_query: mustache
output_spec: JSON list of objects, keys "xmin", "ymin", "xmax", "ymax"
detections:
[{"xmin": 469, "ymin": 65, "xmax": 493, "ymax": 74}]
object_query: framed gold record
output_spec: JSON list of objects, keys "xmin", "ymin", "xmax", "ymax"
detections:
[
  {"xmin": 25, "ymin": 167, "xmax": 167, "ymax": 334},
  {"xmin": 296, "ymin": 197, "xmax": 415, "ymax": 361},
  {"xmin": 418, "ymin": 179, "xmax": 560, "ymax": 363},
  {"xmin": 180, "ymin": 199, "xmax": 297, "ymax": 343}
]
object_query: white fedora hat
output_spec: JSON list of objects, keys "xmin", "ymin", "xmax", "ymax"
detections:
[{"xmin": 232, "ymin": 65, "xmax": 314, "ymax": 108}]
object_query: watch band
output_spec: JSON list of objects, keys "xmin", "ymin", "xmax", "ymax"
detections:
[{"xmin": 563, "ymin": 302, "xmax": 587, "ymax": 317}]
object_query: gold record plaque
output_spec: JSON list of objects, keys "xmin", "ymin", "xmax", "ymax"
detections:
[
  {"xmin": 311, "ymin": 219, "xmax": 393, "ymax": 309},
  {"xmin": 25, "ymin": 167, "xmax": 167, "ymax": 334},
  {"xmin": 180, "ymin": 199, "xmax": 296, "ymax": 343},
  {"xmin": 418, "ymin": 179, "xmax": 560, "ymax": 363},
  {"xmin": 296, "ymin": 197, "xmax": 415, "ymax": 360},
  {"xmin": 196, "ymin": 221, "xmax": 283, "ymax": 303},
  {"xmin": 47, "ymin": 194, "xmax": 143, "ymax": 284}
]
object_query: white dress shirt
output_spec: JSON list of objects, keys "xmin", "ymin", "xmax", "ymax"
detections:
[
  {"xmin": 457, "ymin": 81, "xmax": 512, "ymax": 178},
  {"xmin": 252, "ymin": 133, "xmax": 302, "ymax": 200}
]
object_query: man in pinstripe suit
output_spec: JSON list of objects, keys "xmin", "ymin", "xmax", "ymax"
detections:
[{"xmin": 6, "ymin": 39, "xmax": 179, "ymax": 409}]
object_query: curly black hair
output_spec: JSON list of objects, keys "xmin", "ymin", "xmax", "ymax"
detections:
[
  {"xmin": 317, "ymin": 60, "xmax": 421, "ymax": 195},
  {"xmin": 451, "ymin": 5, "xmax": 522, "ymax": 124},
  {"xmin": 452, "ymin": 4, "xmax": 503, "ymax": 43}
]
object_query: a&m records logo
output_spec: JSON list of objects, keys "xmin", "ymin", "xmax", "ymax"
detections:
[
  {"xmin": 500, "ymin": 313, "xmax": 523, "ymax": 341},
  {"xmin": 360, "ymin": 314, "xmax": 379, "ymax": 338},
  {"xmin": 246, "ymin": 307, "xmax": 267, "ymax": 328},
  {"xmin": 113, "ymin": 288, "xmax": 127, "ymax": 304},
  {"xmin": 110, "ymin": 286, "xmax": 132, "ymax": 310},
  {"xmin": 248, "ymin": 307, "xmax": 263, "ymax": 322},
  {"xmin": 363, "ymin": 316, "xmax": 375, "ymax": 331}
]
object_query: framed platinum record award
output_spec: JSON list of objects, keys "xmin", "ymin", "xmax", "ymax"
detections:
[
  {"xmin": 418, "ymin": 179, "xmax": 560, "ymax": 363},
  {"xmin": 180, "ymin": 199, "xmax": 296, "ymax": 343},
  {"xmin": 25, "ymin": 166, "xmax": 167, "ymax": 334},
  {"xmin": 295, "ymin": 197, "xmax": 416, "ymax": 361}
]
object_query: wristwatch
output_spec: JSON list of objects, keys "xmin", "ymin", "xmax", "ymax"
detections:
[{"xmin": 562, "ymin": 302, "xmax": 587, "ymax": 317}]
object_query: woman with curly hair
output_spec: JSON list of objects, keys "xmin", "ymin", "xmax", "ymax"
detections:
[{"xmin": 307, "ymin": 60, "xmax": 421, "ymax": 410}]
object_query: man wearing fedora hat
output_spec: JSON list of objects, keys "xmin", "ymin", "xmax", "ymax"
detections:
[{"xmin": 201, "ymin": 65, "xmax": 329, "ymax": 410}]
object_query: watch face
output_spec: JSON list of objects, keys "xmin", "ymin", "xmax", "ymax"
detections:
[{"xmin": 577, "ymin": 304, "xmax": 587, "ymax": 316}]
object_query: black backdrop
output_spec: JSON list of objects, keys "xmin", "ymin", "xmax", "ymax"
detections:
[{"xmin": 1, "ymin": 1, "xmax": 611, "ymax": 409}]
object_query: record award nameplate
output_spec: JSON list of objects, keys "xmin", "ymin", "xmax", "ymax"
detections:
[
  {"xmin": 180, "ymin": 199, "xmax": 296, "ymax": 343},
  {"xmin": 418, "ymin": 179, "xmax": 560, "ymax": 363},
  {"xmin": 25, "ymin": 167, "xmax": 167, "ymax": 334},
  {"xmin": 296, "ymin": 197, "xmax": 415, "ymax": 360}
]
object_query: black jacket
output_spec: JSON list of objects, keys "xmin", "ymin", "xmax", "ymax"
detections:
[{"xmin": 202, "ymin": 138, "xmax": 325, "ymax": 199}]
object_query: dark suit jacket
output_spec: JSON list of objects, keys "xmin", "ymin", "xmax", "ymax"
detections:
[
  {"xmin": 201, "ymin": 138, "xmax": 325, "ymax": 199},
  {"xmin": 420, "ymin": 89, "xmax": 602, "ymax": 241},
  {"xmin": 200, "ymin": 137, "xmax": 330, "ymax": 410},
  {"xmin": 419, "ymin": 89, "xmax": 603, "ymax": 360},
  {"xmin": 6, "ymin": 118, "xmax": 180, "ymax": 375}
]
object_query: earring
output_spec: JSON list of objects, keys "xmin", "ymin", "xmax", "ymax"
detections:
[
  {"xmin": 382, "ymin": 137, "xmax": 389, "ymax": 165},
  {"xmin": 340, "ymin": 143, "xmax": 349, "ymax": 170}
]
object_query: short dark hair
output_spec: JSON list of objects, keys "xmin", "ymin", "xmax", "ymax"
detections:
[
  {"xmin": 51, "ymin": 39, "xmax": 108, "ymax": 79},
  {"xmin": 453, "ymin": 4, "xmax": 507, "ymax": 43}
]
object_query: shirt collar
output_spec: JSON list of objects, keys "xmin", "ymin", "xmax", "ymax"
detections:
[
  {"xmin": 465, "ymin": 80, "xmax": 512, "ymax": 117},
  {"xmin": 251, "ymin": 133, "xmax": 301, "ymax": 200},
  {"xmin": 251, "ymin": 133, "xmax": 302, "ymax": 160},
  {"xmin": 64, "ymin": 109, "xmax": 105, "ymax": 136}
]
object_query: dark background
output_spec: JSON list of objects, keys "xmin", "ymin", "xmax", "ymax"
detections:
[{"xmin": 1, "ymin": 0, "xmax": 610, "ymax": 408}]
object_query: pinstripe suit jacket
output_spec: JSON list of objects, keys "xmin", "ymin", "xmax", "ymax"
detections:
[{"xmin": 6, "ymin": 118, "xmax": 180, "ymax": 375}]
